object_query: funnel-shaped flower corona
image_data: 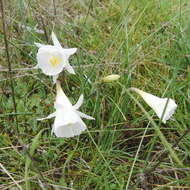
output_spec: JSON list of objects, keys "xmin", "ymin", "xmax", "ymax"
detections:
[
  {"xmin": 38, "ymin": 81, "xmax": 94, "ymax": 138},
  {"xmin": 35, "ymin": 32, "xmax": 77, "ymax": 82},
  {"xmin": 129, "ymin": 88, "xmax": 177, "ymax": 123}
]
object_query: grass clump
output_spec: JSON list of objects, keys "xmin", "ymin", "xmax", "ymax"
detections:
[{"xmin": 0, "ymin": 0, "xmax": 190, "ymax": 189}]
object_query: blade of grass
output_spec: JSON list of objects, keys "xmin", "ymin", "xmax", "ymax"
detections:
[
  {"xmin": 24, "ymin": 129, "xmax": 46, "ymax": 190},
  {"xmin": 0, "ymin": 162, "xmax": 23, "ymax": 190},
  {"xmin": 125, "ymin": 121, "xmax": 151, "ymax": 190},
  {"xmin": 87, "ymin": 129, "xmax": 121, "ymax": 188}
]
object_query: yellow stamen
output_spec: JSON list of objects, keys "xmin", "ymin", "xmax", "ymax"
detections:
[{"xmin": 50, "ymin": 56, "xmax": 61, "ymax": 67}]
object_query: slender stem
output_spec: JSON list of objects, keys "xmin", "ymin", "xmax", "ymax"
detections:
[
  {"xmin": 0, "ymin": 0, "xmax": 19, "ymax": 134},
  {"xmin": 84, "ymin": 0, "xmax": 93, "ymax": 24},
  {"xmin": 36, "ymin": 0, "xmax": 49, "ymax": 43},
  {"xmin": 0, "ymin": 112, "xmax": 41, "ymax": 117},
  {"xmin": 52, "ymin": 0, "xmax": 56, "ymax": 16},
  {"xmin": 40, "ymin": 14, "xmax": 49, "ymax": 43}
]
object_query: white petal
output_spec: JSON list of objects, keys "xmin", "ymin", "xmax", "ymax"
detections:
[
  {"xmin": 130, "ymin": 88, "xmax": 177, "ymax": 123},
  {"xmin": 34, "ymin": 42, "xmax": 46, "ymax": 48},
  {"xmin": 33, "ymin": 64, "xmax": 39, "ymax": 69},
  {"xmin": 155, "ymin": 98, "xmax": 177, "ymax": 123},
  {"xmin": 53, "ymin": 74, "xmax": 59, "ymax": 84},
  {"xmin": 65, "ymin": 63, "xmax": 75, "ymax": 74},
  {"xmin": 62, "ymin": 48, "xmax": 77, "ymax": 56},
  {"xmin": 76, "ymin": 110, "xmax": 95, "ymax": 120},
  {"xmin": 55, "ymin": 81, "xmax": 73, "ymax": 108},
  {"xmin": 73, "ymin": 94, "xmax": 84, "ymax": 110},
  {"xmin": 37, "ymin": 112, "xmax": 56, "ymax": 121},
  {"xmin": 53, "ymin": 108, "xmax": 86, "ymax": 138},
  {"xmin": 51, "ymin": 32, "xmax": 62, "ymax": 48}
]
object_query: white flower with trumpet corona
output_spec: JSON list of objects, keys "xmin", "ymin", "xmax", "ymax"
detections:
[
  {"xmin": 38, "ymin": 81, "xmax": 94, "ymax": 138},
  {"xmin": 35, "ymin": 32, "xmax": 77, "ymax": 82},
  {"xmin": 129, "ymin": 87, "xmax": 177, "ymax": 123}
]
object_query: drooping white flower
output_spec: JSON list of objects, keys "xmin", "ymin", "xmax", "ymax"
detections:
[
  {"xmin": 129, "ymin": 87, "xmax": 177, "ymax": 123},
  {"xmin": 38, "ymin": 81, "xmax": 94, "ymax": 138},
  {"xmin": 35, "ymin": 32, "xmax": 77, "ymax": 82},
  {"xmin": 102, "ymin": 74, "xmax": 120, "ymax": 83}
]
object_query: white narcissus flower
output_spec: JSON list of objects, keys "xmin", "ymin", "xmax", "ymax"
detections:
[
  {"xmin": 129, "ymin": 87, "xmax": 177, "ymax": 123},
  {"xmin": 38, "ymin": 81, "xmax": 94, "ymax": 138},
  {"xmin": 35, "ymin": 32, "xmax": 77, "ymax": 82}
]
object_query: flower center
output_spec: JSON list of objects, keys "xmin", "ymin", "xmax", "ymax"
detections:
[
  {"xmin": 68, "ymin": 123, "xmax": 72, "ymax": 127},
  {"xmin": 50, "ymin": 56, "xmax": 61, "ymax": 68}
]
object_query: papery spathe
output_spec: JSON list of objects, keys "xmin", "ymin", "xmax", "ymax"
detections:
[
  {"xmin": 102, "ymin": 74, "xmax": 120, "ymax": 83},
  {"xmin": 129, "ymin": 87, "xmax": 177, "ymax": 123},
  {"xmin": 38, "ymin": 81, "xmax": 94, "ymax": 138}
]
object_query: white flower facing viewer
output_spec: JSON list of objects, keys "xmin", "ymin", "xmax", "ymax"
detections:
[
  {"xmin": 35, "ymin": 32, "xmax": 77, "ymax": 82},
  {"xmin": 129, "ymin": 87, "xmax": 177, "ymax": 123},
  {"xmin": 38, "ymin": 81, "xmax": 95, "ymax": 138}
]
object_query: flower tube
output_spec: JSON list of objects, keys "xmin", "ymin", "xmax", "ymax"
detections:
[{"xmin": 129, "ymin": 87, "xmax": 177, "ymax": 123}]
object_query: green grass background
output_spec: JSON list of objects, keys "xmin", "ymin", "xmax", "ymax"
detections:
[{"xmin": 0, "ymin": 0, "xmax": 190, "ymax": 189}]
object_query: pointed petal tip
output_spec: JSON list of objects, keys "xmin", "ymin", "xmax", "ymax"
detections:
[
  {"xmin": 33, "ymin": 64, "xmax": 39, "ymax": 69},
  {"xmin": 72, "ymin": 48, "xmax": 77, "ymax": 53},
  {"xmin": 51, "ymin": 31, "xmax": 62, "ymax": 48},
  {"xmin": 65, "ymin": 64, "xmax": 75, "ymax": 74},
  {"xmin": 78, "ymin": 94, "xmax": 84, "ymax": 102},
  {"xmin": 37, "ymin": 112, "xmax": 56, "ymax": 121},
  {"xmin": 36, "ymin": 118, "xmax": 46, "ymax": 121},
  {"xmin": 63, "ymin": 48, "xmax": 77, "ymax": 55},
  {"xmin": 73, "ymin": 94, "xmax": 84, "ymax": 110},
  {"xmin": 34, "ymin": 42, "xmax": 43, "ymax": 48},
  {"xmin": 76, "ymin": 111, "xmax": 95, "ymax": 120},
  {"xmin": 69, "ymin": 70, "xmax": 76, "ymax": 75}
]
